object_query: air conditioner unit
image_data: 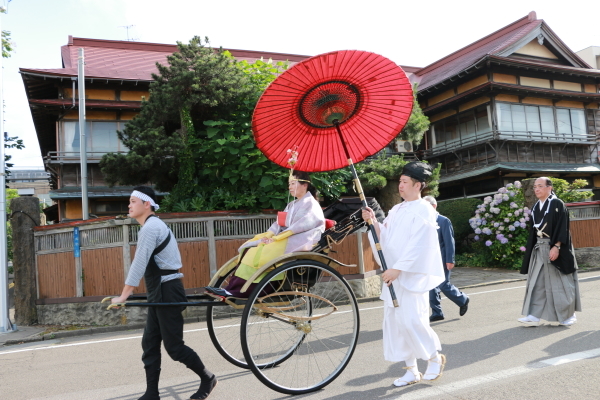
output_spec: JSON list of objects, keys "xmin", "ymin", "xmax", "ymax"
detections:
[{"xmin": 395, "ymin": 140, "xmax": 413, "ymax": 153}]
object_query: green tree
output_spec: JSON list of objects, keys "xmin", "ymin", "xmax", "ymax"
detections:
[
  {"xmin": 100, "ymin": 36, "xmax": 259, "ymax": 192},
  {"xmin": 548, "ymin": 178, "xmax": 592, "ymax": 203},
  {"xmin": 101, "ymin": 37, "xmax": 294, "ymax": 211},
  {"xmin": 2, "ymin": 29, "xmax": 12, "ymax": 58},
  {"xmin": 399, "ymin": 83, "xmax": 429, "ymax": 145}
]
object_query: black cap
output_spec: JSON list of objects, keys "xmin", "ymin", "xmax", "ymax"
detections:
[{"xmin": 401, "ymin": 161, "xmax": 432, "ymax": 183}]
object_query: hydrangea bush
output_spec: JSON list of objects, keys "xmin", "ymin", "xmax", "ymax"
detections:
[{"xmin": 469, "ymin": 181, "xmax": 530, "ymax": 269}]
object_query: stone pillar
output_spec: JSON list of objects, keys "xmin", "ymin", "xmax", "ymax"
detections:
[
  {"xmin": 9, "ymin": 196, "xmax": 40, "ymax": 325},
  {"xmin": 522, "ymin": 178, "xmax": 536, "ymax": 209}
]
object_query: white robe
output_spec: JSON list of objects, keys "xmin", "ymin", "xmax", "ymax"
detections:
[{"xmin": 368, "ymin": 198, "xmax": 445, "ymax": 362}]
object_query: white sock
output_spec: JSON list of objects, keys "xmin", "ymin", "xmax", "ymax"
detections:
[{"xmin": 424, "ymin": 353, "xmax": 442, "ymax": 377}]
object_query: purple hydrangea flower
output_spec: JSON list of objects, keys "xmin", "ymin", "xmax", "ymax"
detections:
[
  {"xmin": 485, "ymin": 240, "xmax": 492, "ymax": 247},
  {"xmin": 493, "ymin": 222, "xmax": 499, "ymax": 228},
  {"xmin": 520, "ymin": 222, "xmax": 526, "ymax": 228},
  {"xmin": 474, "ymin": 235, "xmax": 480, "ymax": 241},
  {"xmin": 515, "ymin": 181, "xmax": 522, "ymax": 189},
  {"xmin": 496, "ymin": 234, "xmax": 505, "ymax": 240},
  {"xmin": 504, "ymin": 218, "xmax": 510, "ymax": 223},
  {"xmin": 519, "ymin": 246, "xmax": 526, "ymax": 251},
  {"xmin": 475, "ymin": 228, "xmax": 482, "ymax": 234},
  {"xmin": 509, "ymin": 225, "xmax": 515, "ymax": 231},
  {"xmin": 500, "ymin": 238, "xmax": 509, "ymax": 244}
]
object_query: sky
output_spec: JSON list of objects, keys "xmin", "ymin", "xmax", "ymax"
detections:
[{"xmin": 2, "ymin": 0, "xmax": 599, "ymax": 168}]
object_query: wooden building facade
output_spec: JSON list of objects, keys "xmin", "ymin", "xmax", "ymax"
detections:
[
  {"xmin": 413, "ymin": 12, "xmax": 600, "ymax": 200},
  {"xmin": 21, "ymin": 36, "xmax": 309, "ymax": 221}
]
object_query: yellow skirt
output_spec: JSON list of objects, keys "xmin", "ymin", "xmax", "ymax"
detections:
[{"xmin": 234, "ymin": 239, "xmax": 288, "ymax": 283}]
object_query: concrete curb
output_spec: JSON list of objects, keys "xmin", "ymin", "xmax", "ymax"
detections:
[{"xmin": 2, "ymin": 316, "xmax": 205, "ymax": 346}]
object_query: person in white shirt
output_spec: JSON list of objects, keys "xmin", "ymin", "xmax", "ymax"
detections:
[{"xmin": 362, "ymin": 162, "xmax": 446, "ymax": 387}]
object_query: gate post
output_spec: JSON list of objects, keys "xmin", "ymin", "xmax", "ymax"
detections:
[{"xmin": 9, "ymin": 196, "xmax": 40, "ymax": 325}]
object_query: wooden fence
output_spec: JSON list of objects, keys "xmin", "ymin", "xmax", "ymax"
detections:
[
  {"xmin": 33, "ymin": 212, "xmax": 377, "ymax": 303},
  {"xmin": 568, "ymin": 201, "xmax": 600, "ymax": 248}
]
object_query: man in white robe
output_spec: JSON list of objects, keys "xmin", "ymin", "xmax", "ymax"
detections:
[{"xmin": 363, "ymin": 162, "xmax": 446, "ymax": 387}]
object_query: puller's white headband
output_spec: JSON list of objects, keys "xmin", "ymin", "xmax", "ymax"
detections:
[{"xmin": 131, "ymin": 190, "xmax": 160, "ymax": 210}]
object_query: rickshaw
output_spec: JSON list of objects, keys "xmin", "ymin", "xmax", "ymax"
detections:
[{"xmin": 105, "ymin": 205, "xmax": 368, "ymax": 395}]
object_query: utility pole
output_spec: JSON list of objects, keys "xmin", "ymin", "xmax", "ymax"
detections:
[
  {"xmin": 0, "ymin": 3, "xmax": 16, "ymax": 333},
  {"xmin": 78, "ymin": 48, "xmax": 89, "ymax": 220}
]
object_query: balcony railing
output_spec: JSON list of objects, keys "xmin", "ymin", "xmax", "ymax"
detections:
[
  {"xmin": 44, "ymin": 151, "xmax": 128, "ymax": 164},
  {"xmin": 425, "ymin": 130, "xmax": 598, "ymax": 157}
]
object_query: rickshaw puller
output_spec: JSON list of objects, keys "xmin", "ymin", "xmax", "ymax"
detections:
[{"xmin": 111, "ymin": 186, "xmax": 217, "ymax": 400}]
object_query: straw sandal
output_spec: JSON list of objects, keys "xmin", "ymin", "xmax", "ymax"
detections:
[
  {"xmin": 423, "ymin": 354, "xmax": 446, "ymax": 381},
  {"xmin": 393, "ymin": 366, "xmax": 422, "ymax": 387}
]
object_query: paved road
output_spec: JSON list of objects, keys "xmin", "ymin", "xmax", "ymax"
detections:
[{"xmin": 1, "ymin": 270, "xmax": 599, "ymax": 400}]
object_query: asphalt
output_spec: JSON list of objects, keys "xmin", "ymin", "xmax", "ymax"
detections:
[{"xmin": 0, "ymin": 266, "xmax": 560, "ymax": 348}]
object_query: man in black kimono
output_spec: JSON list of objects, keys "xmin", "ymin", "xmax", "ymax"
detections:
[{"xmin": 519, "ymin": 178, "xmax": 582, "ymax": 327}]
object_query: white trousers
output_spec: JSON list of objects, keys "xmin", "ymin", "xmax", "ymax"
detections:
[{"xmin": 382, "ymin": 289, "xmax": 441, "ymax": 363}]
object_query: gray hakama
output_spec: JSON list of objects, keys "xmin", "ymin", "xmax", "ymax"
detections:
[{"xmin": 521, "ymin": 238, "xmax": 582, "ymax": 322}]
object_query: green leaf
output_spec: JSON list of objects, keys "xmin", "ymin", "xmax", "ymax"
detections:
[{"xmin": 259, "ymin": 175, "xmax": 272, "ymax": 187}]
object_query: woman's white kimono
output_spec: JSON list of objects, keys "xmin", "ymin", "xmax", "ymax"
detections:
[{"xmin": 369, "ymin": 198, "xmax": 445, "ymax": 362}]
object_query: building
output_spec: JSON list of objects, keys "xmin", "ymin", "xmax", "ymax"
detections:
[
  {"xmin": 6, "ymin": 167, "xmax": 52, "ymax": 205},
  {"xmin": 20, "ymin": 36, "xmax": 309, "ymax": 221},
  {"xmin": 412, "ymin": 11, "xmax": 600, "ymax": 200},
  {"xmin": 22, "ymin": 13, "xmax": 600, "ymax": 212},
  {"xmin": 577, "ymin": 46, "xmax": 600, "ymax": 69}
]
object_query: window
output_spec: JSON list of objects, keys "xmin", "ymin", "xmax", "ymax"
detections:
[
  {"xmin": 496, "ymin": 103, "xmax": 588, "ymax": 139},
  {"xmin": 62, "ymin": 121, "xmax": 125, "ymax": 153},
  {"xmin": 432, "ymin": 105, "xmax": 491, "ymax": 147},
  {"xmin": 94, "ymin": 200, "xmax": 129, "ymax": 216}
]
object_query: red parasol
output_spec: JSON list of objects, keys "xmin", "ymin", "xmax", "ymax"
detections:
[
  {"xmin": 253, "ymin": 50, "xmax": 414, "ymax": 308},
  {"xmin": 253, "ymin": 50, "xmax": 413, "ymax": 172}
]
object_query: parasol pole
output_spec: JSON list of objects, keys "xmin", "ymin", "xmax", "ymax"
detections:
[{"xmin": 333, "ymin": 121, "xmax": 399, "ymax": 307}]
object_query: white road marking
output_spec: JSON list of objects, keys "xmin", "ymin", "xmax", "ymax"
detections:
[
  {"xmin": 1, "ymin": 274, "xmax": 598, "ymax": 357},
  {"xmin": 394, "ymin": 347, "xmax": 600, "ymax": 400}
]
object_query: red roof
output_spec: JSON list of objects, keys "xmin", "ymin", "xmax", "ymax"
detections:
[
  {"xmin": 21, "ymin": 36, "xmax": 310, "ymax": 81},
  {"xmin": 414, "ymin": 11, "xmax": 593, "ymax": 92}
]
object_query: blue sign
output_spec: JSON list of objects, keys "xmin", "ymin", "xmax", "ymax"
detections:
[{"xmin": 73, "ymin": 227, "xmax": 80, "ymax": 258}]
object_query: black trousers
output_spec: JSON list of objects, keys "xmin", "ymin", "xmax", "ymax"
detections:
[{"xmin": 141, "ymin": 279, "xmax": 198, "ymax": 370}]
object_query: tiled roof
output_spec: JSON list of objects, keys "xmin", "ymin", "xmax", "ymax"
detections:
[
  {"xmin": 415, "ymin": 13, "xmax": 541, "ymax": 91},
  {"xmin": 21, "ymin": 36, "xmax": 310, "ymax": 82},
  {"xmin": 414, "ymin": 12, "xmax": 595, "ymax": 92}
]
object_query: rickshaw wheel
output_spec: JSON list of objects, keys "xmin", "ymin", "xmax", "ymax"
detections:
[
  {"xmin": 241, "ymin": 260, "xmax": 360, "ymax": 394},
  {"xmin": 206, "ymin": 267, "xmax": 250, "ymax": 369}
]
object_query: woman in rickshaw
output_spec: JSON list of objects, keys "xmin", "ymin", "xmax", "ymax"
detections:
[{"xmin": 225, "ymin": 170, "xmax": 325, "ymax": 297}]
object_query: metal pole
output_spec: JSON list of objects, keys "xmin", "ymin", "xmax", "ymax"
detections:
[
  {"xmin": 333, "ymin": 121, "xmax": 399, "ymax": 307},
  {"xmin": 0, "ymin": 5, "xmax": 16, "ymax": 333},
  {"xmin": 78, "ymin": 48, "xmax": 88, "ymax": 220}
]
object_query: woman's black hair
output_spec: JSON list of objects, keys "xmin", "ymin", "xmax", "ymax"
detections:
[
  {"xmin": 293, "ymin": 170, "xmax": 318, "ymax": 198},
  {"xmin": 133, "ymin": 185, "xmax": 158, "ymax": 211}
]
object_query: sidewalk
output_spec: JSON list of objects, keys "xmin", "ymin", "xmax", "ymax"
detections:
[{"xmin": 0, "ymin": 266, "xmax": 556, "ymax": 348}]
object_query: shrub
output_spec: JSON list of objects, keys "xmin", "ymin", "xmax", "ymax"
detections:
[
  {"xmin": 437, "ymin": 198, "xmax": 482, "ymax": 253},
  {"xmin": 469, "ymin": 181, "xmax": 530, "ymax": 269}
]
